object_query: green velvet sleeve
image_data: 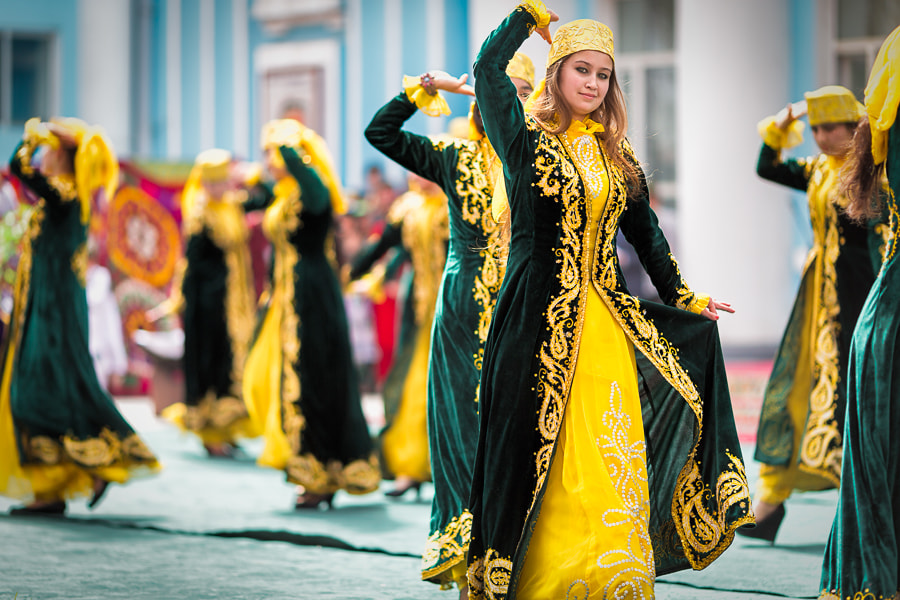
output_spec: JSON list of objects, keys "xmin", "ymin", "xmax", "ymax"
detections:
[
  {"xmin": 365, "ymin": 93, "xmax": 459, "ymax": 191},
  {"xmin": 756, "ymin": 142, "xmax": 811, "ymax": 192},
  {"xmin": 8, "ymin": 140, "xmax": 64, "ymax": 205},
  {"xmin": 619, "ymin": 147, "xmax": 703, "ymax": 310},
  {"xmin": 241, "ymin": 181, "xmax": 274, "ymax": 213},
  {"xmin": 279, "ymin": 145, "xmax": 330, "ymax": 215},
  {"xmin": 472, "ymin": 6, "xmax": 536, "ymax": 181},
  {"xmin": 348, "ymin": 222, "xmax": 404, "ymax": 281}
]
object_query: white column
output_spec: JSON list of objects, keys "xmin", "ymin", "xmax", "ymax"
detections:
[
  {"xmin": 383, "ymin": 0, "xmax": 404, "ymax": 185},
  {"xmin": 166, "ymin": 0, "xmax": 182, "ymax": 159},
  {"xmin": 425, "ymin": 0, "xmax": 446, "ymax": 138},
  {"xmin": 198, "ymin": 0, "xmax": 215, "ymax": 150},
  {"xmin": 77, "ymin": 0, "xmax": 132, "ymax": 156},
  {"xmin": 676, "ymin": 0, "xmax": 794, "ymax": 349},
  {"xmin": 232, "ymin": 0, "xmax": 250, "ymax": 159}
]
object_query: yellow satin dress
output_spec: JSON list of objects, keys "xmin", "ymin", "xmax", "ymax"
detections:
[{"xmin": 517, "ymin": 121, "xmax": 655, "ymax": 599}]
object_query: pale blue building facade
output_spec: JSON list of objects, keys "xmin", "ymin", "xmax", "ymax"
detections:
[{"xmin": 0, "ymin": 0, "xmax": 896, "ymax": 350}]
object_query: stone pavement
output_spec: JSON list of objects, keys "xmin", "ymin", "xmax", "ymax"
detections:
[{"xmin": 1, "ymin": 369, "xmax": 835, "ymax": 600}]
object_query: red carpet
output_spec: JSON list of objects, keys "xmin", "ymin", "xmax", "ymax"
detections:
[{"xmin": 725, "ymin": 360, "xmax": 772, "ymax": 444}]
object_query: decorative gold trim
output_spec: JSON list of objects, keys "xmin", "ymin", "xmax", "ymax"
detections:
[
  {"xmin": 285, "ymin": 453, "xmax": 380, "ymax": 495},
  {"xmin": 421, "ymin": 510, "xmax": 473, "ymax": 582},
  {"xmin": 467, "ymin": 548, "xmax": 513, "ymax": 600},
  {"xmin": 450, "ymin": 138, "xmax": 505, "ymax": 395}
]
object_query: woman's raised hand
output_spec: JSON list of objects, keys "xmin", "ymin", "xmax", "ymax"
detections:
[
  {"xmin": 700, "ymin": 299, "xmax": 735, "ymax": 321},
  {"xmin": 535, "ymin": 9, "xmax": 560, "ymax": 44},
  {"xmin": 775, "ymin": 101, "xmax": 807, "ymax": 131},
  {"xmin": 427, "ymin": 71, "xmax": 475, "ymax": 97}
]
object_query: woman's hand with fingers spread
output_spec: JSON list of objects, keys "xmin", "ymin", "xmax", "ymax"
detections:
[
  {"xmin": 535, "ymin": 9, "xmax": 559, "ymax": 44},
  {"xmin": 700, "ymin": 299, "xmax": 735, "ymax": 321}
]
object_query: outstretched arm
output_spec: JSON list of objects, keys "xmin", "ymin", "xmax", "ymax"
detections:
[
  {"xmin": 365, "ymin": 72, "xmax": 473, "ymax": 190},
  {"xmin": 280, "ymin": 145, "xmax": 331, "ymax": 215},
  {"xmin": 472, "ymin": 1, "xmax": 556, "ymax": 175}
]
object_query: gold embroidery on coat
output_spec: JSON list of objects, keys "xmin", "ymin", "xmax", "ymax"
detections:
[
  {"xmin": 450, "ymin": 139, "xmax": 505, "ymax": 390},
  {"xmin": 798, "ymin": 158, "xmax": 844, "ymax": 486},
  {"xmin": 71, "ymin": 242, "xmax": 88, "ymax": 287},
  {"xmin": 421, "ymin": 510, "xmax": 474, "ymax": 583}
]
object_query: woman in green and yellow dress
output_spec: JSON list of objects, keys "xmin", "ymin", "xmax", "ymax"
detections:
[
  {"xmin": 348, "ymin": 174, "xmax": 448, "ymax": 499},
  {"xmin": 0, "ymin": 118, "xmax": 160, "ymax": 514},
  {"xmin": 820, "ymin": 24, "xmax": 900, "ymax": 600},
  {"xmin": 743, "ymin": 86, "xmax": 885, "ymax": 542},
  {"xmin": 364, "ymin": 54, "xmax": 534, "ymax": 592},
  {"xmin": 154, "ymin": 148, "xmax": 259, "ymax": 458},
  {"xmin": 466, "ymin": 3, "xmax": 752, "ymax": 598},
  {"xmin": 242, "ymin": 119, "xmax": 380, "ymax": 509}
]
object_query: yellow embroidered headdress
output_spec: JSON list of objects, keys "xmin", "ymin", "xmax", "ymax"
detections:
[
  {"xmin": 507, "ymin": 52, "xmax": 535, "ymax": 88},
  {"xmin": 24, "ymin": 116, "xmax": 118, "ymax": 224},
  {"xmin": 804, "ymin": 85, "xmax": 865, "ymax": 127},
  {"xmin": 864, "ymin": 24, "xmax": 900, "ymax": 165},
  {"xmin": 524, "ymin": 18, "xmax": 616, "ymax": 114},
  {"xmin": 261, "ymin": 118, "xmax": 347, "ymax": 214},
  {"xmin": 180, "ymin": 148, "xmax": 234, "ymax": 234},
  {"xmin": 546, "ymin": 19, "xmax": 614, "ymax": 68}
]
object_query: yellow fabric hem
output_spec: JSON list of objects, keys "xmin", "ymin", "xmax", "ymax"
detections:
[{"xmin": 382, "ymin": 322, "xmax": 432, "ymax": 481}]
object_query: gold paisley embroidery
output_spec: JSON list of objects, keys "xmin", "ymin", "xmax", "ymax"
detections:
[
  {"xmin": 183, "ymin": 393, "xmax": 248, "ymax": 431},
  {"xmin": 819, "ymin": 590, "xmax": 899, "ymax": 600},
  {"xmin": 71, "ymin": 242, "xmax": 88, "ymax": 287},
  {"xmin": 421, "ymin": 510, "xmax": 473, "ymax": 583},
  {"xmin": 285, "ymin": 453, "xmax": 380, "ymax": 495},
  {"xmin": 25, "ymin": 435, "xmax": 61, "ymax": 464},
  {"xmin": 47, "ymin": 174, "xmax": 77, "ymax": 201},
  {"xmin": 62, "ymin": 429, "xmax": 122, "ymax": 467},
  {"xmin": 532, "ymin": 121, "xmax": 586, "ymax": 509},
  {"xmin": 798, "ymin": 165, "xmax": 844, "ymax": 486},
  {"xmin": 15, "ymin": 141, "xmax": 36, "ymax": 177},
  {"xmin": 595, "ymin": 382, "xmax": 655, "ymax": 598},
  {"xmin": 451, "ymin": 139, "xmax": 505, "ymax": 391}
]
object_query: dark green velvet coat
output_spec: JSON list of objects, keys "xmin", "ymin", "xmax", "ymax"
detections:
[
  {"xmin": 466, "ymin": 8, "xmax": 752, "ymax": 599},
  {"xmin": 247, "ymin": 146, "xmax": 378, "ymax": 494},
  {"xmin": 179, "ymin": 204, "xmax": 254, "ymax": 432},
  {"xmin": 754, "ymin": 143, "xmax": 883, "ymax": 487},
  {"xmin": 3, "ymin": 140, "xmax": 157, "ymax": 472},
  {"xmin": 820, "ymin": 113, "xmax": 900, "ymax": 599},
  {"xmin": 365, "ymin": 93, "xmax": 504, "ymax": 585}
]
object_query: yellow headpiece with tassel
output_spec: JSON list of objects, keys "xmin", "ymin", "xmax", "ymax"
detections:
[
  {"xmin": 24, "ymin": 117, "xmax": 119, "ymax": 224},
  {"xmin": 261, "ymin": 119, "xmax": 347, "ymax": 214},
  {"xmin": 180, "ymin": 148, "xmax": 234, "ymax": 235},
  {"xmin": 546, "ymin": 19, "xmax": 614, "ymax": 68},
  {"xmin": 864, "ymin": 24, "xmax": 900, "ymax": 166}
]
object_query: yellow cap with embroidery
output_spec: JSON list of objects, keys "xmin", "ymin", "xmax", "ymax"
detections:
[
  {"xmin": 547, "ymin": 19, "xmax": 614, "ymax": 67},
  {"xmin": 804, "ymin": 85, "xmax": 864, "ymax": 126},
  {"xmin": 507, "ymin": 52, "xmax": 535, "ymax": 87},
  {"xmin": 195, "ymin": 148, "xmax": 232, "ymax": 184}
]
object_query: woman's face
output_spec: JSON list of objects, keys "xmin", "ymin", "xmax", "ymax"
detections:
[
  {"xmin": 557, "ymin": 50, "xmax": 613, "ymax": 121},
  {"xmin": 812, "ymin": 122, "xmax": 855, "ymax": 157},
  {"xmin": 510, "ymin": 77, "xmax": 533, "ymax": 104}
]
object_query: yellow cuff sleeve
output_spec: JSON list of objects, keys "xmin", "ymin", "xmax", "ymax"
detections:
[
  {"xmin": 757, "ymin": 117, "xmax": 804, "ymax": 150},
  {"xmin": 519, "ymin": 0, "xmax": 551, "ymax": 29},
  {"xmin": 402, "ymin": 75, "xmax": 451, "ymax": 117},
  {"xmin": 686, "ymin": 293, "xmax": 711, "ymax": 315}
]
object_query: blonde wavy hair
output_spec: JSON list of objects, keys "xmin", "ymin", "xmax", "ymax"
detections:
[{"xmin": 528, "ymin": 55, "xmax": 640, "ymax": 190}]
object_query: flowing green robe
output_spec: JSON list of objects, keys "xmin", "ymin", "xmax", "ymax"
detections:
[
  {"xmin": 754, "ymin": 143, "xmax": 884, "ymax": 489},
  {"xmin": 466, "ymin": 8, "xmax": 752, "ymax": 599},
  {"xmin": 176, "ymin": 195, "xmax": 256, "ymax": 438},
  {"xmin": 1, "ymin": 140, "xmax": 157, "ymax": 493},
  {"xmin": 244, "ymin": 146, "xmax": 379, "ymax": 495},
  {"xmin": 365, "ymin": 93, "xmax": 503, "ymax": 586},
  {"xmin": 820, "ymin": 111, "xmax": 900, "ymax": 600}
]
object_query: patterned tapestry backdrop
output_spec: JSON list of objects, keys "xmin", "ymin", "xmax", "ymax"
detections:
[{"xmin": 0, "ymin": 161, "xmax": 270, "ymax": 396}]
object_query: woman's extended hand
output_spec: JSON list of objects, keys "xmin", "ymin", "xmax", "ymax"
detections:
[
  {"xmin": 774, "ymin": 101, "xmax": 807, "ymax": 131},
  {"xmin": 535, "ymin": 9, "xmax": 560, "ymax": 44},
  {"xmin": 427, "ymin": 71, "xmax": 475, "ymax": 97},
  {"xmin": 700, "ymin": 299, "xmax": 734, "ymax": 321}
]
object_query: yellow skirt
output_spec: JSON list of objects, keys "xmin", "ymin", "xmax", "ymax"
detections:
[
  {"xmin": 382, "ymin": 320, "xmax": 431, "ymax": 482},
  {"xmin": 517, "ymin": 289, "xmax": 655, "ymax": 599},
  {"xmin": 242, "ymin": 300, "xmax": 293, "ymax": 471}
]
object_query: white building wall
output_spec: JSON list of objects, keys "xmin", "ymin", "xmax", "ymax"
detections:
[
  {"xmin": 78, "ymin": 0, "xmax": 132, "ymax": 156},
  {"xmin": 677, "ymin": 0, "xmax": 795, "ymax": 350}
]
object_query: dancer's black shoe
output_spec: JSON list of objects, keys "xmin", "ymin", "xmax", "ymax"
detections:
[{"xmin": 736, "ymin": 503, "xmax": 785, "ymax": 543}]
